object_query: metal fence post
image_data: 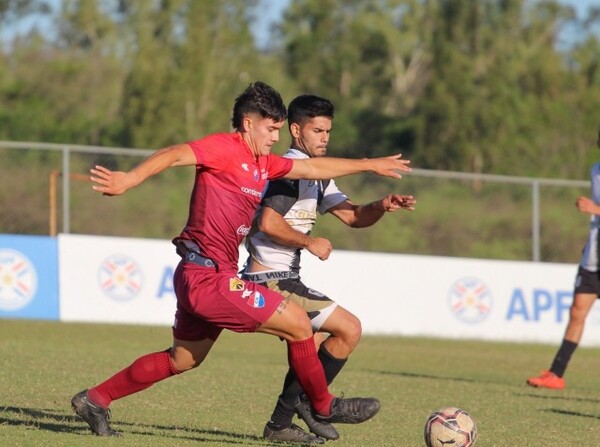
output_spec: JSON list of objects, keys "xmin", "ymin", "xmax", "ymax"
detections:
[
  {"xmin": 532, "ymin": 180, "xmax": 540, "ymax": 262},
  {"xmin": 62, "ymin": 146, "xmax": 70, "ymax": 234}
]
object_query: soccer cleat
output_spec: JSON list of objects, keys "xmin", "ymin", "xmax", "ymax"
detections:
[
  {"xmin": 263, "ymin": 422, "xmax": 324, "ymax": 444},
  {"xmin": 71, "ymin": 390, "xmax": 121, "ymax": 436},
  {"xmin": 294, "ymin": 396, "xmax": 339, "ymax": 440},
  {"xmin": 315, "ymin": 397, "xmax": 381, "ymax": 424},
  {"xmin": 526, "ymin": 370, "xmax": 565, "ymax": 390}
]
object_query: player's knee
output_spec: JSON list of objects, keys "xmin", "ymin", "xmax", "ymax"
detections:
[
  {"xmin": 288, "ymin": 317, "xmax": 314, "ymax": 341},
  {"xmin": 290, "ymin": 313, "xmax": 315, "ymax": 340},
  {"xmin": 570, "ymin": 303, "xmax": 591, "ymax": 324},
  {"xmin": 343, "ymin": 315, "xmax": 362, "ymax": 352},
  {"xmin": 570, "ymin": 294, "xmax": 596, "ymax": 323},
  {"xmin": 332, "ymin": 313, "xmax": 361, "ymax": 352}
]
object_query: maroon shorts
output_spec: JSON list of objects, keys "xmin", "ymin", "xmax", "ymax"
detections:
[{"xmin": 171, "ymin": 261, "xmax": 284, "ymax": 341}]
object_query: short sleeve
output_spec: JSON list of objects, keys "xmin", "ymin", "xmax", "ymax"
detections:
[
  {"xmin": 187, "ymin": 133, "xmax": 235, "ymax": 171},
  {"xmin": 266, "ymin": 154, "xmax": 294, "ymax": 180},
  {"xmin": 318, "ymin": 179, "xmax": 348, "ymax": 214},
  {"xmin": 262, "ymin": 179, "xmax": 299, "ymax": 216}
]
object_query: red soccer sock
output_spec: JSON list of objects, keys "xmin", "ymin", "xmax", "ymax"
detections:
[
  {"xmin": 287, "ymin": 336, "xmax": 334, "ymax": 416},
  {"xmin": 87, "ymin": 350, "xmax": 180, "ymax": 408}
]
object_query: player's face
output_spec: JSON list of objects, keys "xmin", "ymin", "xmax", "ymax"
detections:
[
  {"xmin": 243, "ymin": 115, "xmax": 285, "ymax": 157},
  {"xmin": 292, "ymin": 116, "xmax": 332, "ymax": 158}
]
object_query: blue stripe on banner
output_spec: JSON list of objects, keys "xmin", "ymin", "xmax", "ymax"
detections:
[{"xmin": 0, "ymin": 234, "xmax": 59, "ymax": 320}]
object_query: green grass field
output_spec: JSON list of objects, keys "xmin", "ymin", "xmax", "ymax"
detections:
[{"xmin": 1, "ymin": 319, "xmax": 600, "ymax": 447}]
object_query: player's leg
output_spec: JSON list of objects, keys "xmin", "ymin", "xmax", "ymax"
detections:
[
  {"xmin": 527, "ymin": 266, "xmax": 599, "ymax": 389},
  {"xmin": 261, "ymin": 279, "xmax": 373, "ymax": 439},
  {"xmin": 256, "ymin": 295, "xmax": 333, "ymax": 415},
  {"xmin": 527, "ymin": 292, "xmax": 596, "ymax": 388},
  {"xmin": 260, "ymin": 279, "xmax": 337, "ymax": 438},
  {"xmin": 71, "ymin": 336, "xmax": 216, "ymax": 436},
  {"xmin": 562, "ymin": 292, "xmax": 597, "ymax": 344},
  {"xmin": 261, "ymin": 313, "xmax": 340, "ymax": 438},
  {"xmin": 71, "ymin": 281, "xmax": 221, "ymax": 437},
  {"xmin": 319, "ymin": 304, "xmax": 362, "ymax": 359},
  {"xmin": 256, "ymin": 290, "xmax": 379, "ymax": 426},
  {"xmin": 293, "ymin": 306, "xmax": 362, "ymax": 438}
]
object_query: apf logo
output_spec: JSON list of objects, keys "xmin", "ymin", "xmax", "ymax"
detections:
[
  {"xmin": 98, "ymin": 254, "xmax": 143, "ymax": 301},
  {"xmin": 448, "ymin": 277, "xmax": 492, "ymax": 323},
  {"xmin": 0, "ymin": 249, "xmax": 37, "ymax": 311}
]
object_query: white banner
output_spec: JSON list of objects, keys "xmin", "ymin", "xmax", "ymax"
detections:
[
  {"xmin": 59, "ymin": 234, "xmax": 179, "ymax": 326},
  {"xmin": 59, "ymin": 234, "xmax": 600, "ymax": 346},
  {"xmin": 293, "ymin": 250, "xmax": 600, "ymax": 346}
]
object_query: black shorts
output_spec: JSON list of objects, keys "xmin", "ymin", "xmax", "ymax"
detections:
[{"xmin": 574, "ymin": 265, "xmax": 600, "ymax": 297}]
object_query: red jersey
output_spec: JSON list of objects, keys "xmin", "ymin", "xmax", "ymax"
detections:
[{"xmin": 178, "ymin": 132, "xmax": 293, "ymax": 273}]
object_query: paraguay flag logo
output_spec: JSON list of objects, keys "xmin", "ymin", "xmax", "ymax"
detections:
[
  {"xmin": 448, "ymin": 277, "xmax": 492, "ymax": 323},
  {"xmin": 98, "ymin": 254, "xmax": 143, "ymax": 301},
  {"xmin": 0, "ymin": 249, "xmax": 37, "ymax": 311},
  {"xmin": 248, "ymin": 291, "xmax": 265, "ymax": 308}
]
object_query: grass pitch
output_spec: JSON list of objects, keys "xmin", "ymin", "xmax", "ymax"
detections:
[{"xmin": 1, "ymin": 319, "xmax": 600, "ymax": 446}]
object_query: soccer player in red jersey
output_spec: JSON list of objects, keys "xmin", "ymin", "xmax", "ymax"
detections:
[{"xmin": 71, "ymin": 82, "xmax": 411, "ymax": 441}]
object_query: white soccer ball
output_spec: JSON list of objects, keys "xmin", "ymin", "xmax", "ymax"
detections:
[{"xmin": 424, "ymin": 407, "xmax": 477, "ymax": 447}]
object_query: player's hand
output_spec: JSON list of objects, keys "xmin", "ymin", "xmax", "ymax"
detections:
[
  {"xmin": 307, "ymin": 237, "xmax": 333, "ymax": 261},
  {"xmin": 576, "ymin": 196, "xmax": 598, "ymax": 215},
  {"xmin": 379, "ymin": 194, "xmax": 416, "ymax": 212},
  {"xmin": 369, "ymin": 154, "xmax": 411, "ymax": 179},
  {"xmin": 90, "ymin": 165, "xmax": 138, "ymax": 196}
]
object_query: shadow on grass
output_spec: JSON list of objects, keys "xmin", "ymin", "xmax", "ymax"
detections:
[
  {"xmin": 542, "ymin": 408, "xmax": 600, "ymax": 420},
  {"xmin": 514, "ymin": 393, "xmax": 600, "ymax": 421},
  {"xmin": 376, "ymin": 370, "xmax": 477, "ymax": 383},
  {"xmin": 0, "ymin": 405, "xmax": 282, "ymax": 445},
  {"xmin": 514, "ymin": 392, "xmax": 600, "ymax": 404}
]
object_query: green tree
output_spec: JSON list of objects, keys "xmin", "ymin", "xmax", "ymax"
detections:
[
  {"xmin": 414, "ymin": 0, "xmax": 585, "ymax": 177},
  {"xmin": 277, "ymin": 0, "xmax": 431, "ymax": 157},
  {"xmin": 0, "ymin": 0, "xmax": 124, "ymax": 144},
  {"xmin": 119, "ymin": 0, "xmax": 267, "ymax": 148}
]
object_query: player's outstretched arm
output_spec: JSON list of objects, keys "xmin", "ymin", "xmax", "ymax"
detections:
[
  {"xmin": 90, "ymin": 144, "xmax": 196, "ymax": 196},
  {"xmin": 329, "ymin": 194, "xmax": 416, "ymax": 228},
  {"xmin": 285, "ymin": 154, "xmax": 411, "ymax": 181}
]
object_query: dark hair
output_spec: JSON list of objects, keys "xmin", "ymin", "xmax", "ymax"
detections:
[
  {"xmin": 231, "ymin": 82, "xmax": 287, "ymax": 131},
  {"xmin": 287, "ymin": 95, "xmax": 334, "ymax": 127}
]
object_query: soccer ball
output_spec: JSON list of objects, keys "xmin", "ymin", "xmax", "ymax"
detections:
[{"xmin": 424, "ymin": 407, "xmax": 477, "ymax": 447}]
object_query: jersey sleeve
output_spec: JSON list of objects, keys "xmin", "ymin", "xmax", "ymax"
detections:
[
  {"xmin": 262, "ymin": 179, "xmax": 299, "ymax": 216},
  {"xmin": 266, "ymin": 153, "xmax": 294, "ymax": 180},
  {"xmin": 186, "ymin": 133, "xmax": 234, "ymax": 171},
  {"xmin": 318, "ymin": 179, "xmax": 348, "ymax": 214}
]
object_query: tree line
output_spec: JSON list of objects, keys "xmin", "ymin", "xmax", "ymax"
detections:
[
  {"xmin": 1, "ymin": 0, "xmax": 599, "ymax": 261},
  {"xmin": 1, "ymin": 0, "xmax": 599, "ymax": 178}
]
